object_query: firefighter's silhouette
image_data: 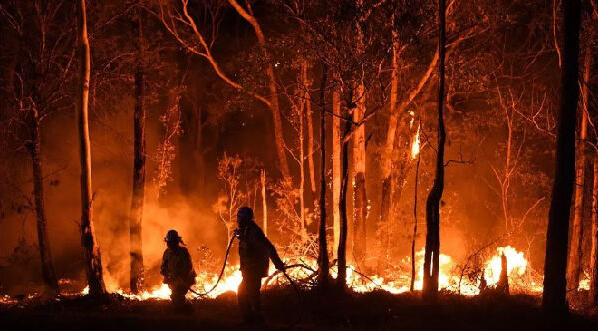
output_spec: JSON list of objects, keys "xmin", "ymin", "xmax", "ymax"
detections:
[
  {"xmin": 160, "ymin": 230, "xmax": 196, "ymax": 307},
  {"xmin": 234, "ymin": 207, "xmax": 285, "ymax": 324}
]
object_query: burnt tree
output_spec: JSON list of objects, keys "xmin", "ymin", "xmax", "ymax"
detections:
[{"xmin": 542, "ymin": 0, "xmax": 581, "ymax": 314}]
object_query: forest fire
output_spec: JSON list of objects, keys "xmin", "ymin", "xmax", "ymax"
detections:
[
  {"xmin": 2, "ymin": 0, "xmax": 598, "ymax": 330},
  {"xmin": 62, "ymin": 246, "xmax": 538, "ymax": 302}
]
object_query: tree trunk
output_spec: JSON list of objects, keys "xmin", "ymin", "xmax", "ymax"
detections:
[
  {"xmin": 28, "ymin": 108, "xmax": 58, "ymax": 291},
  {"xmin": 497, "ymin": 253, "xmax": 510, "ymax": 294},
  {"xmin": 352, "ymin": 83, "xmax": 368, "ymax": 269},
  {"xmin": 337, "ymin": 114, "xmax": 352, "ymax": 289},
  {"xmin": 261, "ymin": 169, "xmax": 268, "ymax": 236},
  {"xmin": 332, "ymin": 88, "xmax": 342, "ymax": 259},
  {"xmin": 542, "ymin": 0, "xmax": 581, "ymax": 315},
  {"xmin": 410, "ymin": 150, "xmax": 421, "ymax": 292},
  {"xmin": 590, "ymin": 157, "xmax": 598, "ymax": 306},
  {"xmin": 303, "ymin": 62, "xmax": 317, "ymax": 202},
  {"xmin": 299, "ymin": 94, "xmax": 307, "ymax": 239},
  {"xmin": 380, "ymin": 27, "xmax": 400, "ymax": 237},
  {"xmin": 130, "ymin": 7, "xmax": 146, "ymax": 294},
  {"xmin": 317, "ymin": 64, "xmax": 329, "ymax": 285},
  {"xmin": 422, "ymin": 0, "xmax": 446, "ymax": 301},
  {"xmin": 566, "ymin": 45, "xmax": 591, "ymax": 293},
  {"xmin": 77, "ymin": 0, "xmax": 106, "ymax": 296}
]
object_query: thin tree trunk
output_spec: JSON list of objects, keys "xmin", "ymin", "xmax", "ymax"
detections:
[
  {"xmin": 410, "ymin": 149, "xmax": 421, "ymax": 292},
  {"xmin": 303, "ymin": 62, "xmax": 317, "ymax": 201},
  {"xmin": 566, "ymin": 45, "xmax": 591, "ymax": 292},
  {"xmin": 261, "ymin": 169, "xmax": 268, "ymax": 236},
  {"xmin": 422, "ymin": 0, "xmax": 446, "ymax": 301},
  {"xmin": 497, "ymin": 253, "xmax": 510, "ymax": 294},
  {"xmin": 590, "ymin": 157, "xmax": 598, "ymax": 306},
  {"xmin": 337, "ymin": 114, "xmax": 352, "ymax": 289},
  {"xmin": 380, "ymin": 26, "xmax": 400, "ymax": 236},
  {"xmin": 130, "ymin": 7, "xmax": 146, "ymax": 294},
  {"xmin": 77, "ymin": 0, "xmax": 106, "ymax": 296},
  {"xmin": 299, "ymin": 96, "xmax": 307, "ymax": 239},
  {"xmin": 318, "ymin": 64, "xmax": 329, "ymax": 285},
  {"xmin": 28, "ymin": 108, "xmax": 58, "ymax": 291},
  {"xmin": 332, "ymin": 88, "xmax": 342, "ymax": 259},
  {"xmin": 542, "ymin": 0, "xmax": 581, "ymax": 315},
  {"xmin": 352, "ymin": 83, "xmax": 368, "ymax": 269}
]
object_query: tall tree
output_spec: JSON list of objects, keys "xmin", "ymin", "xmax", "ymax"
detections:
[
  {"xmin": 317, "ymin": 64, "xmax": 329, "ymax": 285},
  {"xmin": 352, "ymin": 0, "xmax": 368, "ymax": 269},
  {"xmin": 422, "ymin": 0, "xmax": 447, "ymax": 301},
  {"xmin": 542, "ymin": 0, "xmax": 581, "ymax": 315},
  {"xmin": 129, "ymin": 3, "xmax": 146, "ymax": 294},
  {"xmin": 566, "ymin": 42, "xmax": 591, "ymax": 293},
  {"xmin": 590, "ymin": 157, "xmax": 598, "ymax": 306},
  {"xmin": 332, "ymin": 85, "xmax": 342, "ymax": 258},
  {"xmin": 0, "ymin": 0, "xmax": 74, "ymax": 292},
  {"xmin": 77, "ymin": 0, "xmax": 106, "ymax": 296}
]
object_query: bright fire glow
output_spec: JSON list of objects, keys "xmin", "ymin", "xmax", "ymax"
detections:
[
  {"xmin": 3, "ymin": 246, "xmax": 545, "ymax": 304},
  {"xmin": 484, "ymin": 246, "xmax": 527, "ymax": 286},
  {"xmin": 411, "ymin": 125, "xmax": 420, "ymax": 159}
]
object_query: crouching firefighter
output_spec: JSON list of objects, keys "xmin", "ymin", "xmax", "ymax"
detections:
[
  {"xmin": 160, "ymin": 230, "xmax": 196, "ymax": 307},
  {"xmin": 235, "ymin": 207, "xmax": 285, "ymax": 324}
]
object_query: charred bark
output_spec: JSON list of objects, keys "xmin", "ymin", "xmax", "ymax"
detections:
[
  {"xmin": 28, "ymin": 108, "xmax": 58, "ymax": 291},
  {"xmin": 130, "ymin": 7, "xmax": 146, "ymax": 294},
  {"xmin": 542, "ymin": 0, "xmax": 581, "ymax": 315},
  {"xmin": 423, "ymin": 0, "xmax": 447, "ymax": 302},
  {"xmin": 317, "ymin": 64, "xmax": 329, "ymax": 285},
  {"xmin": 77, "ymin": 0, "xmax": 106, "ymax": 296}
]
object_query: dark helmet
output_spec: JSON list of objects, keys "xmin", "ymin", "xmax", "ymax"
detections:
[
  {"xmin": 237, "ymin": 207, "xmax": 254, "ymax": 223},
  {"xmin": 164, "ymin": 229, "xmax": 183, "ymax": 244}
]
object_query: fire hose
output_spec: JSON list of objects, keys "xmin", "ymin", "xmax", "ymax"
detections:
[
  {"xmin": 186, "ymin": 233, "xmax": 302, "ymax": 299},
  {"xmin": 184, "ymin": 232, "xmax": 304, "ymax": 327},
  {"xmin": 186, "ymin": 235, "xmax": 237, "ymax": 297}
]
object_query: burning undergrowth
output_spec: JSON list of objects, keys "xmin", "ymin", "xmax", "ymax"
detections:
[{"xmin": 0, "ymin": 245, "xmax": 548, "ymax": 305}]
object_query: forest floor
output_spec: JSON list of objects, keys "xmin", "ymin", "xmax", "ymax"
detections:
[{"xmin": 1, "ymin": 288, "xmax": 598, "ymax": 331}]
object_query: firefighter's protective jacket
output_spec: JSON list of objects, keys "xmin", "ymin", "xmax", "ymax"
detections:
[
  {"xmin": 160, "ymin": 246, "xmax": 196, "ymax": 286},
  {"xmin": 237, "ymin": 221, "xmax": 283, "ymax": 277}
]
